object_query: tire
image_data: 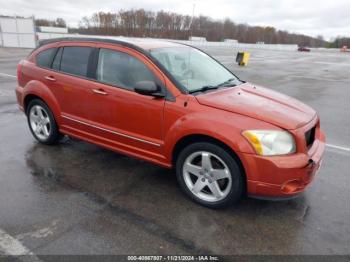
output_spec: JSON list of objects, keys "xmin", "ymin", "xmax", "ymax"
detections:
[
  {"xmin": 26, "ymin": 99, "xmax": 62, "ymax": 145},
  {"xmin": 176, "ymin": 142, "xmax": 244, "ymax": 208}
]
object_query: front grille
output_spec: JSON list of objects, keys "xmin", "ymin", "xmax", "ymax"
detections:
[{"xmin": 305, "ymin": 126, "xmax": 316, "ymax": 148}]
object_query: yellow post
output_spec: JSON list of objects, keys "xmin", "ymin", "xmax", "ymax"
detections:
[
  {"xmin": 236, "ymin": 52, "xmax": 250, "ymax": 66},
  {"xmin": 240, "ymin": 52, "xmax": 250, "ymax": 66}
]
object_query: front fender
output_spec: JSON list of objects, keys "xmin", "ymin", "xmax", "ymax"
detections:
[{"xmin": 163, "ymin": 110, "xmax": 272, "ymax": 162}]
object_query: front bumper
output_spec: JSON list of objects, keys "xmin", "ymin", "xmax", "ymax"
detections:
[{"xmin": 241, "ymin": 130, "xmax": 325, "ymax": 199}]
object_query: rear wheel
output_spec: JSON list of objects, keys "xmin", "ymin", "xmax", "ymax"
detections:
[
  {"xmin": 176, "ymin": 142, "xmax": 244, "ymax": 208},
  {"xmin": 27, "ymin": 99, "xmax": 62, "ymax": 145}
]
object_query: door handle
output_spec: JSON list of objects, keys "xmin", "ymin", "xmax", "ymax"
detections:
[
  {"xmin": 92, "ymin": 88, "xmax": 108, "ymax": 95},
  {"xmin": 45, "ymin": 76, "xmax": 56, "ymax": 82}
]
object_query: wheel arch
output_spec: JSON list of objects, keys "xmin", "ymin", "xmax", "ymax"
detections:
[
  {"xmin": 24, "ymin": 94, "xmax": 42, "ymax": 114},
  {"xmin": 172, "ymin": 134, "xmax": 247, "ymax": 194},
  {"xmin": 22, "ymin": 81, "xmax": 62, "ymax": 124}
]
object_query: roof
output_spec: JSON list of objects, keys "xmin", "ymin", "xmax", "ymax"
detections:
[
  {"xmin": 39, "ymin": 36, "xmax": 185, "ymax": 51},
  {"xmin": 114, "ymin": 37, "xmax": 185, "ymax": 50}
]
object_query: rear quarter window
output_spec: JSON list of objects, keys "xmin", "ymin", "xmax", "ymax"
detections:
[{"xmin": 36, "ymin": 48, "xmax": 57, "ymax": 68}]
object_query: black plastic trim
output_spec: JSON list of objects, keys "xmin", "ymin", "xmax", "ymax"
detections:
[
  {"xmin": 87, "ymin": 48, "xmax": 99, "ymax": 79},
  {"xmin": 50, "ymin": 47, "xmax": 63, "ymax": 70},
  {"xmin": 248, "ymin": 194, "xmax": 301, "ymax": 201},
  {"xmin": 48, "ymin": 47, "xmax": 59, "ymax": 68}
]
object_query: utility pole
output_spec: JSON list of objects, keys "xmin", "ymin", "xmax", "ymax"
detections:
[
  {"xmin": 15, "ymin": 15, "xmax": 21, "ymax": 48},
  {"xmin": 192, "ymin": 3, "xmax": 195, "ymax": 21},
  {"xmin": 190, "ymin": 3, "xmax": 196, "ymax": 40},
  {"xmin": 0, "ymin": 20, "xmax": 3, "ymax": 47}
]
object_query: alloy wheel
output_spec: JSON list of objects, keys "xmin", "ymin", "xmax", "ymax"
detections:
[
  {"xmin": 29, "ymin": 105, "xmax": 51, "ymax": 141},
  {"xmin": 182, "ymin": 151, "xmax": 232, "ymax": 202}
]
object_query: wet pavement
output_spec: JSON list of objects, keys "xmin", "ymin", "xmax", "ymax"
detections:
[{"xmin": 0, "ymin": 47, "xmax": 350, "ymax": 256}]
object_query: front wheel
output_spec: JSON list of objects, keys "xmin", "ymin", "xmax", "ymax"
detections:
[{"xmin": 176, "ymin": 142, "xmax": 244, "ymax": 208}]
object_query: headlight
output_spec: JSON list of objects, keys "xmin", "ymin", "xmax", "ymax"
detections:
[{"xmin": 242, "ymin": 130, "xmax": 296, "ymax": 156}]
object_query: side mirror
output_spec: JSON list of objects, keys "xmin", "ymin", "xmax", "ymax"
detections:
[{"xmin": 134, "ymin": 81, "xmax": 164, "ymax": 98}]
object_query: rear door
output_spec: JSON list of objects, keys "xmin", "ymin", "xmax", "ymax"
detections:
[{"xmin": 47, "ymin": 43, "xmax": 97, "ymax": 123}]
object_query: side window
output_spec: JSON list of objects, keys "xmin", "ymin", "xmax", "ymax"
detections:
[
  {"xmin": 52, "ymin": 47, "xmax": 63, "ymax": 71},
  {"xmin": 60, "ymin": 47, "xmax": 92, "ymax": 77},
  {"xmin": 36, "ymin": 48, "xmax": 56, "ymax": 68},
  {"xmin": 96, "ymin": 48, "xmax": 155, "ymax": 90}
]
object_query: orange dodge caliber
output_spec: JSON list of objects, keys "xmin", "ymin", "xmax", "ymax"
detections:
[{"xmin": 15, "ymin": 37, "xmax": 325, "ymax": 208}]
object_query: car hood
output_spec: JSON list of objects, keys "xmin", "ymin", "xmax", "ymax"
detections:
[{"xmin": 195, "ymin": 83, "xmax": 316, "ymax": 130}]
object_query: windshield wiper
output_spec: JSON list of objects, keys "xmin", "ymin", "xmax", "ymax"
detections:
[
  {"xmin": 188, "ymin": 78, "xmax": 237, "ymax": 94},
  {"xmin": 188, "ymin": 85, "xmax": 219, "ymax": 94},
  {"xmin": 216, "ymin": 78, "xmax": 237, "ymax": 87}
]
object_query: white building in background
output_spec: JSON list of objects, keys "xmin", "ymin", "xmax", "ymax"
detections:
[
  {"xmin": 0, "ymin": 16, "xmax": 36, "ymax": 48},
  {"xmin": 37, "ymin": 26, "xmax": 68, "ymax": 34},
  {"xmin": 224, "ymin": 39, "xmax": 238, "ymax": 43},
  {"xmin": 36, "ymin": 26, "xmax": 75, "ymax": 41},
  {"xmin": 0, "ymin": 16, "xmax": 72, "ymax": 48},
  {"xmin": 189, "ymin": 36, "xmax": 206, "ymax": 42}
]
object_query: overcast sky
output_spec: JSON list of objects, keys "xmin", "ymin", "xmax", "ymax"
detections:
[{"xmin": 1, "ymin": 0, "xmax": 349, "ymax": 40}]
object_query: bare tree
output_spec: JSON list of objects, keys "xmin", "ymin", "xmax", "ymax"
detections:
[
  {"xmin": 35, "ymin": 18, "xmax": 67, "ymax": 28},
  {"xmin": 75, "ymin": 9, "xmax": 328, "ymax": 47}
]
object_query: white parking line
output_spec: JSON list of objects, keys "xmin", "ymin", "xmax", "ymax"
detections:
[
  {"xmin": 0, "ymin": 72, "xmax": 16, "ymax": 78},
  {"xmin": 326, "ymin": 143, "xmax": 350, "ymax": 153},
  {"xmin": 0, "ymin": 228, "xmax": 41, "ymax": 260},
  {"xmin": 314, "ymin": 61, "xmax": 350, "ymax": 67}
]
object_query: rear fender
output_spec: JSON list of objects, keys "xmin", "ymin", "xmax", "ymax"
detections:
[{"xmin": 23, "ymin": 80, "xmax": 62, "ymax": 124}]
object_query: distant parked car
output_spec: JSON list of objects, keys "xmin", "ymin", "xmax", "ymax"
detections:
[
  {"xmin": 15, "ymin": 37, "xmax": 325, "ymax": 208},
  {"xmin": 298, "ymin": 46, "xmax": 311, "ymax": 52}
]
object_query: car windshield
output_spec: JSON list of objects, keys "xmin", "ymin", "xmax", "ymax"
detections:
[{"xmin": 150, "ymin": 46, "xmax": 242, "ymax": 93}]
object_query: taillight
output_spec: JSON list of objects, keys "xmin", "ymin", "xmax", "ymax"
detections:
[{"xmin": 17, "ymin": 61, "xmax": 23, "ymax": 85}]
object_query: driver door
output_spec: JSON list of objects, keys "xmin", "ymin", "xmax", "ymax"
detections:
[{"xmin": 86, "ymin": 45, "xmax": 166, "ymax": 157}]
